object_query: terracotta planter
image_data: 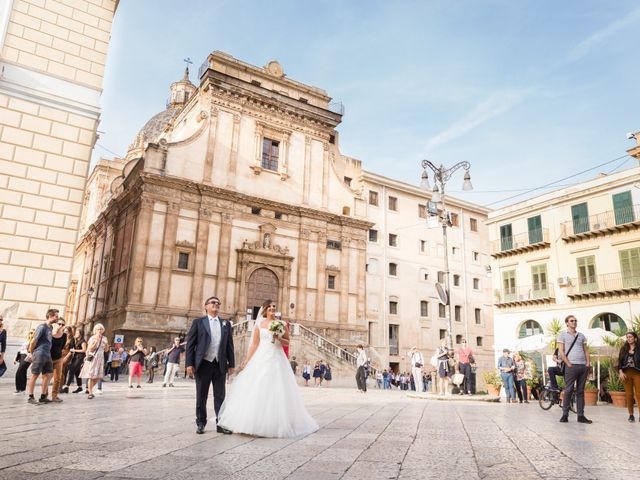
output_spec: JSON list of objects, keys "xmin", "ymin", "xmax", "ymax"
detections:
[
  {"xmin": 487, "ymin": 384, "xmax": 501, "ymax": 397},
  {"xmin": 610, "ymin": 391, "xmax": 626, "ymax": 408},
  {"xmin": 584, "ymin": 390, "xmax": 598, "ymax": 406}
]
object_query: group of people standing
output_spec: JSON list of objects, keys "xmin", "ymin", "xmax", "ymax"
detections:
[{"xmin": 295, "ymin": 357, "xmax": 332, "ymax": 387}]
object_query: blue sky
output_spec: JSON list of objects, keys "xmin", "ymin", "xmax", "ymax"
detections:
[{"xmin": 96, "ymin": 0, "xmax": 640, "ymax": 207}]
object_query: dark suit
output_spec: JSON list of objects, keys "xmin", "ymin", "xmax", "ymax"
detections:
[{"xmin": 185, "ymin": 315, "xmax": 235, "ymax": 428}]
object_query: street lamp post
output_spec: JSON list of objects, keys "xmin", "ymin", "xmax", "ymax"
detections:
[{"xmin": 420, "ymin": 160, "xmax": 473, "ymax": 350}]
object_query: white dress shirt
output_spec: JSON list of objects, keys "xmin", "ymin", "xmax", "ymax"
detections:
[
  {"xmin": 357, "ymin": 349, "xmax": 367, "ymax": 367},
  {"xmin": 204, "ymin": 315, "xmax": 222, "ymax": 362}
]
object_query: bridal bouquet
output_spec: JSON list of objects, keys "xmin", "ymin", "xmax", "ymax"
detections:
[{"xmin": 268, "ymin": 320, "xmax": 286, "ymax": 343}]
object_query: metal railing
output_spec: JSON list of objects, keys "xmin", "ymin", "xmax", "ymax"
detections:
[
  {"xmin": 327, "ymin": 101, "xmax": 345, "ymax": 115},
  {"xmin": 561, "ymin": 205, "xmax": 640, "ymax": 237},
  {"xmin": 566, "ymin": 272, "xmax": 640, "ymax": 295},
  {"xmin": 496, "ymin": 284, "xmax": 553, "ymax": 304},
  {"xmin": 492, "ymin": 228, "xmax": 549, "ymax": 254}
]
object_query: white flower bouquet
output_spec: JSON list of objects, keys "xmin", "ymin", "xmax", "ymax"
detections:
[{"xmin": 268, "ymin": 320, "xmax": 286, "ymax": 343}]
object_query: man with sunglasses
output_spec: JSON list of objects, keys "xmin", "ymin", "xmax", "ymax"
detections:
[
  {"xmin": 27, "ymin": 309, "xmax": 58, "ymax": 405},
  {"xmin": 558, "ymin": 315, "xmax": 592, "ymax": 424},
  {"xmin": 186, "ymin": 296, "xmax": 235, "ymax": 434}
]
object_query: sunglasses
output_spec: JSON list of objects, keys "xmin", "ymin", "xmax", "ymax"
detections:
[{"xmin": 207, "ymin": 301, "xmax": 221, "ymax": 306}]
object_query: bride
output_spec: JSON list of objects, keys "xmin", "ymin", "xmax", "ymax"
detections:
[{"xmin": 217, "ymin": 299, "xmax": 318, "ymax": 438}]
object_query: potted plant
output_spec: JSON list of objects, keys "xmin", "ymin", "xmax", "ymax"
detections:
[
  {"xmin": 482, "ymin": 370, "xmax": 502, "ymax": 397},
  {"xmin": 584, "ymin": 381, "xmax": 598, "ymax": 406},
  {"xmin": 607, "ymin": 368, "xmax": 626, "ymax": 407}
]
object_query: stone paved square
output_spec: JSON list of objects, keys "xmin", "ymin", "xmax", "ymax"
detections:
[{"xmin": 1, "ymin": 380, "xmax": 638, "ymax": 480}]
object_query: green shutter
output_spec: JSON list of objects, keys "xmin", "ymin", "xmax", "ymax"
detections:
[
  {"xmin": 613, "ymin": 191, "xmax": 634, "ymax": 225},
  {"xmin": 502, "ymin": 270, "xmax": 516, "ymax": 301},
  {"xmin": 577, "ymin": 256, "xmax": 597, "ymax": 292},
  {"xmin": 619, "ymin": 248, "xmax": 640, "ymax": 288},
  {"xmin": 571, "ymin": 203, "xmax": 589, "ymax": 234},
  {"xmin": 527, "ymin": 215, "xmax": 542, "ymax": 244},
  {"xmin": 531, "ymin": 264, "xmax": 548, "ymax": 298},
  {"xmin": 500, "ymin": 224, "xmax": 513, "ymax": 251}
]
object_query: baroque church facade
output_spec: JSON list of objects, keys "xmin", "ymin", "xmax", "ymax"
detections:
[{"xmin": 71, "ymin": 51, "xmax": 494, "ymax": 371}]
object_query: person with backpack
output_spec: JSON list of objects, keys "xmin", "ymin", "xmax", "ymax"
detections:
[{"xmin": 558, "ymin": 315, "xmax": 592, "ymax": 424}]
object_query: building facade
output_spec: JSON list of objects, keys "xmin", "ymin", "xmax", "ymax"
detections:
[
  {"xmin": 0, "ymin": 0, "xmax": 118, "ymax": 338},
  {"xmin": 487, "ymin": 164, "xmax": 640, "ymax": 362}
]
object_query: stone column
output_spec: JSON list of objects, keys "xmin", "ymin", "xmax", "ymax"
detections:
[
  {"xmin": 356, "ymin": 239, "xmax": 366, "ymax": 325},
  {"xmin": 339, "ymin": 235, "xmax": 351, "ymax": 324},
  {"xmin": 315, "ymin": 230, "xmax": 327, "ymax": 323},
  {"xmin": 128, "ymin": 198, "xmax": 154, "ymax": 304},
  {"xmin": 226, "ymin": 113, "xmax": 241, "ymax": 188},
  {"xmin": 302, "ymin": 136, "xmax": 311, "ymax": 205},
  {"xmin": 296, "ymin": 229, "xmax": 310, "ymax": 322},
  {"xmin": 202, "ymin": 106, "xmax": 219, "ymax": 184},
  {"xmin": 322, "ymin": 143, "xmax": 330, "ymax": 209},
  {"xmin": 156, "ymin": 202, "xmax": 181, "ymax": 305},
  {"xmin": 216, "ymin": 212, "xmax": 233, "ymax": 307},
  {"xmin": 190, "ymin": 207, "xmax": 212, "ymax": 310}
]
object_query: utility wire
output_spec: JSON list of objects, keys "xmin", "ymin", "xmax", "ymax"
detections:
[
  {"xmin": 483, "ymin": 154, "xmax": 631, "ymax": 207},
  {"xmin": 96, "ymin": 143, "xmax": 123, "ymax": 158}
]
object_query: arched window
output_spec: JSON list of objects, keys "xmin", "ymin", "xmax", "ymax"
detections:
[
  {"xmin": 518, "ymin": 320, "xmax": 543, "ymax": 338},
  {"xmin": 590, "ymin": 312, "xmax": 627, "ymax": 332}
]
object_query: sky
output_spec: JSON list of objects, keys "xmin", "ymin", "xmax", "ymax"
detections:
[{"xmin": 95, "ymin": 0, "xmax": 640, "ymax": 208}]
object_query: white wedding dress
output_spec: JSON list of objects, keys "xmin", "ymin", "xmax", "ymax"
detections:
[{"xmin": 217, "ymin": 321, "xmax": 318, "ymax": 438}]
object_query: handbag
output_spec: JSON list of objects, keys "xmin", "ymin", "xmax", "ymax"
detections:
[
  {"xmin": 429, "ymin": 354, "xmax": 439, "ymax": 368},
  {"xmin": 0, "ymin": 361, "xmax": 6, "ymax": 377},
  {"xmin": 84, "ymin": 334, "xmax": 103, "ymax": 363},
  {"xmin": 452, "ymin": 373, "xmax": 464, "ymax": 385},
  {"xmin": 558, "ymin": 334, "xmax": 579, "ymax": 375},
  {"xmin": 447, "ymin": 357, "xmax": 455, "ymax": 369}
]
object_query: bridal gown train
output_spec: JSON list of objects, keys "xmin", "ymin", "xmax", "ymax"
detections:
[{"xmin": 217, "ymin": 322, "xmax": 319, "ymax": 438}]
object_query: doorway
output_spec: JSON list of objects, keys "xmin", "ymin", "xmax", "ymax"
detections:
[{"xmin": 246, "ymin": 267, "xmax": 279, "ymax": 319}]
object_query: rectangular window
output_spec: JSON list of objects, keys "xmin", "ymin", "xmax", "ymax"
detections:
[
  {"xmin": 388, "ymin": 233, "xmax": 398, "ymax": 247},
  {"xmin": 369, "ymin": 229, "xmax": 378, "ymax": 242},
  {"xmin": 619, "ymin": 247, "xmax": 640, "ymax": 288},
  {"xmin": 389, "ymin": 263, "xmax": 397, "ymax": 276},
  {"xmin": 388, "ymin": 196, "xmax": 398, "ymax": 211},
  {"xmin": 327, "ymin": 275, "xmax": 336, "ymax": 290},
  {"xmin": 502, "ymin": 270, "xmax": 516, "ymax": 301},
  {"xmin": 343, "ymin": 176, "xmax": 352, "ymax": 187},
  {"xmin": 261, "ymin": 137, "xmax": 279, "ymax": 171},
  {"xmin": 369, "ymin": 191, "xmax": 379, "ymax": 206},
  {"xmin": 251, "ymin": 207, "xmax": 261, "ymax": 215},
  {"xmin": 527, "ymin": 215, "xmax": 542, "ymax": 244},
  {"xmin": 473, "ymin": 278, "xmax": 480, "ymax": 289},
  {"xmin": 177, "ymin": 252, "xmax": 189, "ymax": 270},
  {"xmin": 531, "ymin": 264, "xmax": 548, "ymax": 298},
  {"xmin": 418, "ymin": 204, "xmax": 427, "ymax": 218},
  {"xmin": 475, "ymin": 308, "xmax": 481, "ymax": 324},
  {"xmin": 455, "ymin": 335, "xmax": 462, "ymax": 344},
  {"xmin": 476, "ymin": 336, "xmax": 483, "ymax": 347},
  {"xmin": 571, "ymin": 202, "xmax": 590, "ymax": 234},
  {"xmin": 419, "ymin": 240, "xmax": 427, "ymax": 253},
  {"xmin": 327, "ymin": 240, "xmax": 342, "ymax": 250},
  {"xmin": 449, "ymin": 212, "xmax": 459, "ymax": 227},
  {"xmin": 454, "ymin": 305, "xmax": 461, "ymax": 322},
  {"xmin": 389, "ymin": 324, "xmax": 399, "ymax": 355},
  {"xmin": 613, "ymin": 191, "xmax": 634, "ymax": 225},
  {"xmin": 576, "ymin": 255, "xmax": 597, "ymax": 293},
  {"xmin": 274, "ymin": 212, "xmax": 283, "ymax": 220},
  {"xmin": 437, "ymin": 271, "xmax": 445, "ymax": 283},
  {"xmin": 473, "ymin": 251, "xmax": 479, "ymax": 262},
  {"xmin": 389, "ymin": 301, "xmax": 398, "ymax": 315},
  {"xmin": 452, "ymin": 246, "xmax": 458, "ymax": 256},
  {"xmin": 439, "ymin": 329, "xmax": 447, "ymax": 340},
  {"xmin": 438, "ymin": 304, "xmax": 446, "ymax": 318},
  {"xmin": 500, "ymin": 223, "xmax": 513, "ymax": 251},
  {"xmin": 453, "ymin": 274, "xmax": 460, "ymax": 286},
  {"xmin": 420, "ymin": 301, "xmax": 429, "ymax": 317},
  {"xmin": 470, "ymin": 218, "xmax": 478, "ymax": 232}
]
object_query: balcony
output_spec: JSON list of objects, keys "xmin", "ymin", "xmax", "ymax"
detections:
[
  {"xmin": 566, "ymin": 273, "xmax": 640, "ymax": 300},
  {"xmin": 561, "ymin": 205, "xmax": 640, "ymax": 242},
  {"xmin": 491, "ymin": 228, "xmax": 550, "ymax": 258},
  {"xmin": 495, "ymin": 285, "xmax": 555, "ymax": 308}
]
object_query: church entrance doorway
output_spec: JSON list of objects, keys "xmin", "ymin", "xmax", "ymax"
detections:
[{"xmin": 246, "ymin": 267, "xmax": 279, "ymax": 319}]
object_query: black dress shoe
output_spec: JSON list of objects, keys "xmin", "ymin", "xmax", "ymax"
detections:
[
  {"xmin": 577, "ymin": 415, "xmax": 592, "ymax": 424},
  {"xmin": 628, "ymin": 415, "xmax": 635, "ymax": 423},
  {"xmin": 559, "ymin": 415, "xmax": 568, "ymax": 423},
  {"xmin": 216, "ymin": 425, "xmax": 232, "ymax": 434},
  {"xmin": 196, "ymin": 425, "xmax": 205, "ymax": 434}
]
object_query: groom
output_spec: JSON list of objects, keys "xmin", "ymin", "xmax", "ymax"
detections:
[{"xmin": 186, "ymin": 296, "xmax": 235, "ymax": 434}]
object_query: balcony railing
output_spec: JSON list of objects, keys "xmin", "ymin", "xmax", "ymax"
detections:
[
  {"xmin": 561, "ymin": 205, "xmax": 640, "ymax": 240},
  {"xmin": 495, "ymin": 284, "xmax": 555, "ymax": 307},
  {"xmin": 566, "ymin": 272, "xmax": 640, "ymax": 298},
  {"xmin": 491, "ymin": 228, "xmax": 550, "ymax": 257}
]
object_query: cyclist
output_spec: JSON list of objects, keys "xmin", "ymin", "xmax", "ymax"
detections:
[{"xmin": 547, "ymin": 347, "xmax": 563, "ymax": 392}]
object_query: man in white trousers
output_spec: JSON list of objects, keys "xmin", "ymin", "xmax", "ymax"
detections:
[{"xmin": 409, "ymin": 346, "xmax": 424, "ymax": 392}]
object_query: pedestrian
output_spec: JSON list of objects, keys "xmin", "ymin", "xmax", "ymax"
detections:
[
  {"xmin": 289, "ymin": 355, "xmax": 298, "ymax": 374},
  {"xmin": 617, "ymin": 331, "xmax": 640, "ymax": 422},
  {"xmin": 146, "ymin": 346, "xmax": 158, "ymax": 383},
  {"xmin": 163, "ymin": 337, "xmax": 185, "ymax": 387},
  {"xmin": 109, "ymin": 348, "xmax": 121, "ymax": 382},
  {"xmin": 312, "ymin": 361, "xmax": 321, "ymax": 386},
  {"xmin": 105, "ymin": 346, "xmax": 114, "ymax": 379},
  {"xmin": 513, "ymin": 353, "xmax": 529, "ymax": 403},
  {"xmin": 355, "ymin": 344, "xmax": 367, "ymax": 393},
  {"xmin": 547, "ymin": 346, "xmax": 563, "ymax": 392},
  {"xmin": 324, "ymin": 362, "xmax": 332, "ymax": 387},
  {"xmin": 26, "ymin": 309, "xmax": 59, "ymax": 405},
  {"xmin": 0, "ymin": 315, "xmax": 6, "ymax": 376},
  {"xmin": 558, "ymin": 315, "xmax": 592, "ymax": 424},
  {"xmin": 14, "ymin": 329, "xmax": 35, "ymax": 394},
  {"xmin": 319, "ymin": 361, "xmax": 326, "ymax": 386},
  {"xmin": 456, "ymin": 339, "xmax": 475, "ymax": 395},
  {"xmin": 497, "ymin": 348, "xmax": 516, "ymax": 403},
  {"xmin": 50, "ymin": 317, "xmax": 68, "ymax": 402},
  {"xmin": 60, "ymin": 326, "xmax": 74, "ymax": 393},
  {"xmin": 408, "ymin": 346, "xmax": 424, "ymax": 393},
  {"xmin": 302, "ymin": 361, "xmax": 311, "ymax": 386},
  {"xmin": 376, "ymin": 370, "xmax": 383, "ymax": 389},
  {"xmin": 79, "ymin": 323, "xmax": 109, "ymax": 399},
  {"xmin": 65, "ymin": 329, "xmax": 87, "ymax": 393},
  {"xmin": 435, "ymin": 338, "xmax": 452, "ymax": 395},
  {"xmin": 128, "ymin": 337, "xmax": 147, "ymax": 389}
]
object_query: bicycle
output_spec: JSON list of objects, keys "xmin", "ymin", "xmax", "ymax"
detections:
[{"xmin": 538, "ymin": 384, "xmax": 576, "ymax": 413}]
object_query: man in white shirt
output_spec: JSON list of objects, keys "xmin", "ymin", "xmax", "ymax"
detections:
[
  {"xmin": 409, "ymin": 346, "xmax": 424, "ymax": 393},
  {"xmin": 355, "ymin": 344, "xmax": 368, "ymax": 393}
]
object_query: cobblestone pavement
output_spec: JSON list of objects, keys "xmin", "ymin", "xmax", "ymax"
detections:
[{"xmin": 0, "ymin": 379, "xmax": 637, "ymax": 480}]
